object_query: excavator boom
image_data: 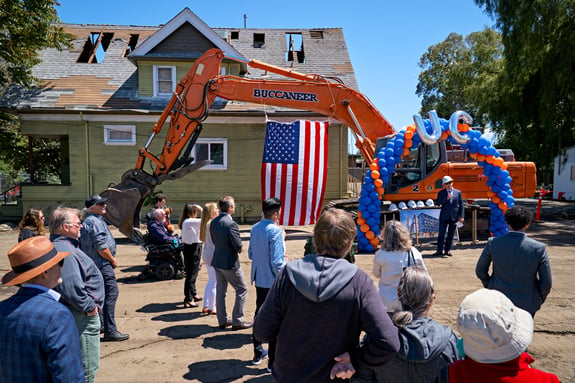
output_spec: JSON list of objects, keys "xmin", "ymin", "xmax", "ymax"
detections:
[{"xmin": 102, "ymin": 48, "xmax": 395, "ymax": 241}]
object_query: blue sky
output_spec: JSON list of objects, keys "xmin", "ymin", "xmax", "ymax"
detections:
[{"xmin": 57, "ymin": 0, "xmax": 494, "ymax": 130}]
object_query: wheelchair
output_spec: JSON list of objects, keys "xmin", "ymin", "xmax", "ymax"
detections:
[{"xmin": 140, "ymin": 234, "xmax": 185, "ymax": 281}]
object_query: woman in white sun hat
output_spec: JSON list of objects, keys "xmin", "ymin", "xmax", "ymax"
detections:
[{"xmin": 437, "ymin": 288, "xmax": 559, "ymax": 382}]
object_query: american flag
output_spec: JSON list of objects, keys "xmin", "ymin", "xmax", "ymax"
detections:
[{"xmin": 261, "ymin": 120, "xmax": 329, "ymax": 226}]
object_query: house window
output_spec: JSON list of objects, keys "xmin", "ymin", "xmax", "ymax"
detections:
[
  {"xmin": 571, "ymin": 166, "xmax": 575, "ymax": 181},
  {"xmin": 153, "ymin": 66, "xmax": 176, "ymax": 96},
  {"xmin": 253, "ymin": 33, "xmax": 265, "ymax": 48},
  {"xmin": 231, "ymin": 31, "xmax": 239, "ymax": 39},
  {"xmin": 104, "ymin": 125, "xmax": 136, "ymax": 145},
  {"xmin": 192, "ymin": 138, "xmax": 227, "ymax": 169},
  {"xmin": 286, "ymin": 32, "xmax": 305, "ymax": 63}
]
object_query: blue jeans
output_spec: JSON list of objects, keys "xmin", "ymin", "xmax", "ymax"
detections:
[
  {"xmin": 71, "ymin": 309, "xmax": 101, "ymax": 383},
  {"xmin": 99, "ymin": 263, "xmax": 119, "ymax": 333}
]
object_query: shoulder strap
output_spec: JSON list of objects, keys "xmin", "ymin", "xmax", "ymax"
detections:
[{"xmin": 408, "ymin": 249, "xmax": 416, "ymax": 267}]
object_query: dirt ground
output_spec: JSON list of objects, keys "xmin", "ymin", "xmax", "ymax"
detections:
[{"xmin": 1, "ymin": 200, "xmax": 575, "ymax": 382}]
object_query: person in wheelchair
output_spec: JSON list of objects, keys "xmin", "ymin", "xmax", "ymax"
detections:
[{"xmin": 147, "ymin": 209, "xmax": 179, "ymax": 248}]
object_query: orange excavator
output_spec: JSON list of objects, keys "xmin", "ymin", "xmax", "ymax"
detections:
[{"xmin": 101, "ymin": 48, "xmax": 536, "ymax": 242}]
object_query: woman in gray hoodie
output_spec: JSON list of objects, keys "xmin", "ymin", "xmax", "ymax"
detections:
[{"xmin": 352, "ymin": 266, "xmax": 461, "ymax": 383}]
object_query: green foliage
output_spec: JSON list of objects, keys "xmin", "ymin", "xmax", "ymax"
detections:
[
  {"xmin": 0, "ymin": 0, "xmax": 71, "ymax": 93},
  {"xmin": 0, "ymin": 0, "xmax": 71, "ymax": 186},
  {"xmin": 416, "ymin": 29, "xmax": 503, "ymax": 127},
  {"xmin": 474, "ymin": 0, "xmax": 575, "ymax": 182}
]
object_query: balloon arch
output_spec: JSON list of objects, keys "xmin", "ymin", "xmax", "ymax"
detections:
[{"xmin": 356, "ymin": 111, "xmax": 515, "ymax": 253}]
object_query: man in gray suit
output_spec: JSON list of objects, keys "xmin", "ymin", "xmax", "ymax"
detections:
[
  {"xmin": 434, "ymin": 175, "xmax": 464, "ymax": 256},
  {"xmin": 475, "ymin": 206, "xmax": 552, "ymax": 317},
  {"xmin": 211, "ymin": 195, "xmax": 252, "ymax": 330}
]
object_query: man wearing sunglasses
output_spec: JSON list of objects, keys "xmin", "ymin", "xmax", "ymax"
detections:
[
  {"xmin": 434, "ymin": 176, "xmax": 464, "ymax": 257},
  {"xmin": 51, "ymin": 207, "xmax": 105, "ymax": 383},
  {"xmin": 80, "ymin": 194, "xmax": 129, "ymax": 342}
]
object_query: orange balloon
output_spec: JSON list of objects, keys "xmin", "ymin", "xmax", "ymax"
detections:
[
  {"xmin": 360, "ymin": 224, "xmax": 370, "ymax": 233},
  {"xmin": 469, "ymin": 152, "xmax": 477, "ymax": 159},
  {"xmin": 493, "ymin": 157, "xmax": 504, "ymax": 167},
  {"xmin": 498, "ymin": 201, "xmax": 507, "ymax": 210},
  {"xmin": 403, "ymin": 148, "xmax": 410, "ymax": 156},
  {"xmin": 501, "ymin": 162, "xmax": 508, "ymax": 171},
  {"xmin": 404, "ymin": 130, "xmax": 414, "ymax": 139},
  {"xmin": 371, "ymin": 170, "xmax": 380, "ymax": 179},
  {"xmin": 357, "ymin": 217, "xmax": 366, "ymax": 225},
  {"xmin": 441, "ymin": 131, "xmax": 449, "ymax": 140},
  {"xmin": 476, "ymin": 154, "xmax": 486, "ymax": 162},
  {"xmin": 458, "ymin": 123, "xmax": 469, "ymax": 132},
  {"xmin": 370, "ymin": 237, "xmax": 380, "ymax": 247},
  {"xmin": 376, "ymin": 186, "xmax": 385, "ymax": 195},
  {"xmin": 486, "ymin": 190, "xmax": 494, "ymax": 198},
  {"xmin": 405, "ymin": 139, "xmax": 413, "ymax": 148},
  {"xmin": 370, "ymin": 163, "xmax": 379, "ymax": 171},
  {"xmin": 357, "ymin": 211, "xmax": 362, "ymax": 218},
  {"xmin": 374, "ymin": 179, "xmax": 383, "ymax": 188},
  {"xmin": 486, "ymin": 155, "xmax": 495, "ymax": 164},
  {"xmin": 365, "ymin": 231, "xmax": 375, "ymax": 240},
  {"xmin": 491, "ymin": 196, "xmax": 501, "ymax": 204}
]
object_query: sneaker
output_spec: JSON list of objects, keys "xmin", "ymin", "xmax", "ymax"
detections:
[{"xmin": 252, "ymin": 350, "xmax": 269, "ymax": 365}]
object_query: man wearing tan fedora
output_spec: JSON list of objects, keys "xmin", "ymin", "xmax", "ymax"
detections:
[{"xmin": 0, "ymin": 236, "xmax": 85, "ymax": 382}]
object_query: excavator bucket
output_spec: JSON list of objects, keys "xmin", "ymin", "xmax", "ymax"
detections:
[{"xmin": 101, "ymin": 161, "xmax": 211, "ymax": 243}]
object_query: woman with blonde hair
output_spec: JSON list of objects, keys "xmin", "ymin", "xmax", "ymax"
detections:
[
  {"xmin": 373, "ymin": 220, "xmax": 426, "ymax": 313},
  {"xmin": 18, "ymin": 208, "xmax": 45, "ymax": 242},
  {"xmin": 199, "ymin": 202, "xmax": 219, "ymax": 314},
  {"xmin": 179, "ymin": 203, "xmax": 203, "ymax": 308}
]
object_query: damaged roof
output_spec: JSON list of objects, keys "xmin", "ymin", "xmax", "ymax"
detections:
[{"xmin": 0, "ymin": 7, "xmax": 358, "ymax": 113}]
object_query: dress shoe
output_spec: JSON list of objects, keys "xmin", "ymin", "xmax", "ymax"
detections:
[
  {"xmin": 431, "ymin": 252, "xmax": 443, "ymax": 257},
  {"xmin": 184, "ymin": 299, "xmax": 198, "ymax": 308},
  {"xmin": 193, "ymin": 296, "xmax": 203, "ymax": 302},
  {"xmin": 232, "ymin": 321, "xmax": 253, "ymax": 330},
  {"xmin": 444, "ymin": 251, "xmax": 453, "ymax": 257},
  {"xmin": 102, "ymin": 331, "xmax": 129, "ymax": 342},
  {"xmin": 218, "ymin": 320, "xmax": 232, "ymax": 329}
]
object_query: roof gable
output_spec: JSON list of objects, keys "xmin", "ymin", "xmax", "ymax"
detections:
[{"xmin": 130, "ymin": 7, "xmax": 245, "ymax": 61}]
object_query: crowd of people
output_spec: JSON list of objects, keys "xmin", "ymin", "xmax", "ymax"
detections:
[{"xmin": 0, "ymin": 193, "xmax": 560, "ymax": 382}]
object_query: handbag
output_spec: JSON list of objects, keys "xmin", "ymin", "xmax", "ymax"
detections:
[{"xmin": 403, "ymin": 248, "xmax": 416, "ymax": 271}]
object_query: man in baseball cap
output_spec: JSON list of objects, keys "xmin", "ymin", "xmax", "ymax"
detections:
[
  {"xmin": 0, "ymin": 236, "xmax": 85, "ymax": 382},
  {"xmin": 85, "ymin": 194, "xmax": 108, "ymax": 208}
]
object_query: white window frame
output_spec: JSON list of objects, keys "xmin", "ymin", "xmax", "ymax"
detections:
[
  {"xmin": 153, "ymin": 65, "xmax": 176, "ymax": 97},
  {"xmin": 191, "ymin": 138, "xmax": 228, "ymax": 170},
  {"xmin": 103, "ymin": 125, "xmax": 136, "ymax": 145}
]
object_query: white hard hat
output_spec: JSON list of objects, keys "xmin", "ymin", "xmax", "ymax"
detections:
[
  {"xmin": 407, "ymin": 200, "xmax": 416, "ymax": 208},
  {"xmin": 388, "ymin": 203, "xmax": 398, "ymax": 211},
  {"xmin": 425, "ymin": 199, "xmax": 434, "ymax": 207},
  {"xmin": 416, "ymin": 200, "xmax": 425, "ymax": 208},
  {"xmin": 398, "ymin": 202, "xmax": 407, "ymax": 210},
  {"xmin": 442, "ymin": 175, "xmax": 454, "ymax": 185}
]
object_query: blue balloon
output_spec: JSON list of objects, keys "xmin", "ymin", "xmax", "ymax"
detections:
[
  {"xmin": 380, "ymin": 167, "xmax": 389, "ymax": 178},
  {"xmin": 394, "ymin": 147, "xmax": 403, "ymax": 156},
  {"xmin": 370, "ymin": 191, "xmax": 379, "ymax": 200},
  {"xmin": 365, "ymin": 244, "xmax": 374, "ymax": 252},
  {"xmin": 368, "ymin": 204, "xmax": 378, "ymax": 213},
  {"xmin": 378, "ymin": 159, "xmax": 387, "ymax": 168},
  {"xmin": 385, "ymin": 148, "xmax": 394, "ymax": 157},
  {"xmin": 358, "ymin": 237, "xmax": 369, "ymax": 246},
  {"xmin": 394, "ymin": 139, "xmax": 404, "ymax": 149},
  {"xmin": 487, "ymin": 147, "xmax": 497, "ymax": 156}
]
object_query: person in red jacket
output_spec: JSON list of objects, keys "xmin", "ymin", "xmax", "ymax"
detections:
[{"xmin": 439, "ymin": 288, "xmax": 559, "ymax": 383}]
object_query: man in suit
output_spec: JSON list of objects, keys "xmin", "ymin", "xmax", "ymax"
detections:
[
  {"xmin": 434, "ymin": 175, "xmax": 464, "ymax": 256},
  {"xmin": 210, "ymin": 195, "xmax": 252, "ymax": 330},
  {"xmin": 50, "ymin": 207, "xmax": 105, "ymax": 383},
  {"xmin": 0, "ymin": 236, "xmax": 85, "ymax": 383},
  {"xmin": 475, "ymin": 206, "xmax": 552, "ymax": 317},
  {"xmin": 249, "ymin": 197, "xmax": 286, "ymax": 369}
]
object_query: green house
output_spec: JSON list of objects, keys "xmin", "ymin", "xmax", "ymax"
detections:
[{"xmin": 0, "ymin": 8, "xmax": 359, "ymax": 229}]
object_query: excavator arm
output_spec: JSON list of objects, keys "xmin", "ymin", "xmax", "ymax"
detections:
[{"xmin": 102, "ymin": 48, "xmax": 395, "ymax": 241}]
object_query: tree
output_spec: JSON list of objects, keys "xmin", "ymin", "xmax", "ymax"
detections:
[
  {"xmin": 0, "ymin": 0, "xmax": 71, "ymax": 185},
  {"xmin": 0, "ymin": 0, "xmax": 71, "ymax": 93},
  {"xmin": 474, "ymin": 0, "xmax": 575, "ymax": 182},
  {"xmin": 416, "ymin": 28, "xmax": 504, "ymax": 127}
]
